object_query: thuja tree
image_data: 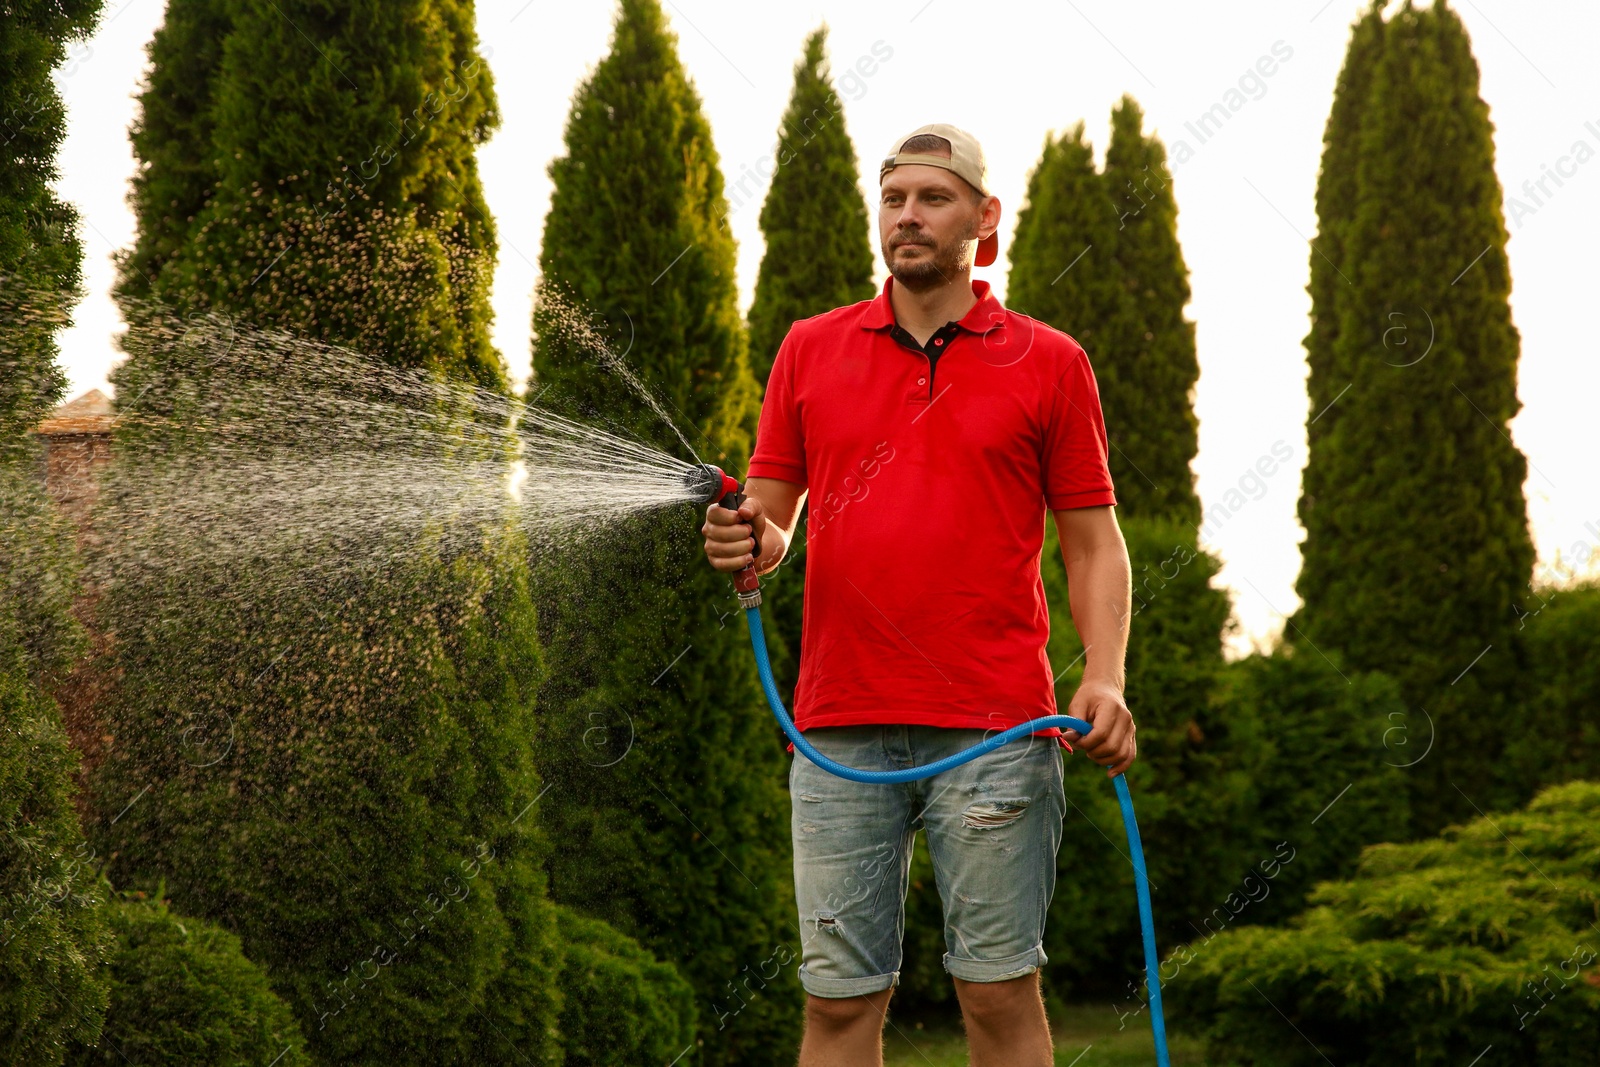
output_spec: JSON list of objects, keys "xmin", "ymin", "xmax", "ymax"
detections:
[
  {"xmin": 987, "ymin": 117, "xmax": 1242, "ymax": 1005},
  {"xmin": 0, "ymin": 636, "xmax": 112, "ymax": 1065},
  {"xmin": 1288, "ymin": 0, "xmax": 1534, "ymax": 833},
  {"xmin": 1034, "ymin": 519, "xmax": 1240, "ymax": 999},
  {"xmin": 123, "ymin": 0, "xmax": 504, "ymax": 389},
  {"xmin": 1203, "ymin": 647, "xmax": 1410, "ymax": 930},
  {"xmin": 1296, "ymin": 3, "xmax": 1383, "ymax": 513},
  {"xmin": 1008, "ymin": 105, "xmax": 1201, "ymax": 526},
  {"xmin": 1005, "ymin": 122, "xmax": 1122, "ymax": 361},
  {"xmin": 745, "ymin": 26, "xmax": 876, "ymax": 706},
  {"xmin": 746, "ymin": 27, "xmax": 875, "ymax": 385},
  {"xmin": 90, "ymin": 2, "xmax": 567, "ymax": 1062},
  {"xmin": 531, "ymin": 1, "xmax": 800, "ymax": 1062},
  {"xmin": 115, "ymin": 0, "xmax": 232, "ymax": 299},
  {"xmin": 0, "ymin": 2, "xmax": 113, "ymax": 1061},
  {"xmin": 1007, "ymin": 112, "xmax": 1207, "ymax": 530},
  {"xmin": 1098, "ymin": 96, "xmax": 1202, "ymax": 526},
  {"xmin": 553, "ymin": 903, "xmax": 697, "ymax": 1067}
]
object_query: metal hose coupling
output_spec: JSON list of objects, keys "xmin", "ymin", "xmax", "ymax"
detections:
[{"xmin": 687, "ymin": 464, "xmax": 763, "ymax": 608}]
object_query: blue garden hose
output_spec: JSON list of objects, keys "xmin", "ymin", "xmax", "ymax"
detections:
[{"xmin": 743, "ymin": 603, "xmax": 1169, "ymax": 1067}]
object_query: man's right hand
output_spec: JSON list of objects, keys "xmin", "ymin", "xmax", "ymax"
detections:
[{"xmin": 702, "ymin": 496, "xmax": 767, "ymax": 573}]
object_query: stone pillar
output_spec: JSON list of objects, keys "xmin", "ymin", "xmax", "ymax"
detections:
[
  {"xmin": 34, "ymin": 387, "xmax": 114, "ymax": 548},
  {"xmin": 33, "ymin": 388, "xmax": 116, "ymax": 789}
]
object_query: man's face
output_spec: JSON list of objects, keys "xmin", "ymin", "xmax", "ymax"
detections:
[{"xmin": 878, "ymin": 163, "xmax": 987, "ymax": 291}]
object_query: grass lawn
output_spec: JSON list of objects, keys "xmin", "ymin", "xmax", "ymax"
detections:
[{"xmin": 881, "ymin": 1001, "xmax": 1217, "ymax": 1066}]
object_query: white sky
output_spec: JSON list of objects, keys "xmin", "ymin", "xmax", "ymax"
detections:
[{"xmin": 50, "ymin": 0, "xmax": 1600, "ymax": 656}]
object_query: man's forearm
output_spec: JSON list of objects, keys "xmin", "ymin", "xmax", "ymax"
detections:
[
  {"xmin": 745, "ymin": 477, "xmax": 806, "ymax": 576},
  {"xmin": 1063, "ymin": 544, "xmax": 1132, "ymax": 691},
  {"xmin": 755, "ymin": 526, "xmax": 790, "ymax": 575}
]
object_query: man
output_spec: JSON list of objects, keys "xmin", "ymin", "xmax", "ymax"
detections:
[{"xmin": 703, "ymin": 123, "xmax": 1135, "ymax": 1067}]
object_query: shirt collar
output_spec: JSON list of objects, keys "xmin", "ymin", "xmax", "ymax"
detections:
[{"xmin": 859, "ymin": 276, "xmax": 1006, "ymax": 335}]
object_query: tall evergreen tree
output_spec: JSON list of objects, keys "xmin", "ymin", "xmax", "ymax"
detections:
[
  {"xmin": 530, "ymin": 2, "xmax": 800, "ymax": 1062},
  {"xmin": 746, "ymin": 27, "xmax": 875, "ymax": 385},
  {"xmin": 1007, "ymin": 104, "xmax": 1201, "ymax": 526},
  {"xmin": 745, "ymin": 26, "xmax": 876, "ymax": 706},
  {"xmin": 1005, "ymin": 123, "xmax": 1122, "ymax": 359},
  {"xmin": 1099, "ymin": 96, "xmax": 1202, "ymax": 526},
  {"xmin": 1297, "ymin": 3, "xmax": 1384, "ymax": 484},
  {"xmin": 115, "ymin": 0, "xmax": 232, "ymax": 299},
  {"xmin": 1, "ymin": 0, "xmax": 97, "ymax": 461},
  {"xmin": 92, "ymin": 3, "xmax": 569, "ymax": 1062},
  {"xmin": 1289, "ymin": 0, "xmax": 1533, "ymax": 833},
  {"xmin": 0, "ymin": 2, "xmax": 114, "ymax": 1060},
  {"xmin": 0, "ymin": 633, "xmax": 112, "ymax": 1063},
  {"xmin": 123, "ymin": 0, "xmax": 504, "ymax": 389},
  {"xmin": 999, "ymin": 114, "xmax": 1245, "ymax": 1005}
]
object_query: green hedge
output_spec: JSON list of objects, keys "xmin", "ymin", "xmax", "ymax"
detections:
[
  {"xmin": 68, "ymin": 892, "xmax": 308, "ymax": 1066},
  {"xmin": 1209, "ymin": 646, "xmax": 1410, "ymax": 927},
  {"xmin": 89, "ymin": 318, "xmax": 563, "ymax": 1065},
  {"xmin": 555, "ymin": 904, "xmax": 696, "ymax": 1065},
  {"xmin": 1167, "ymin": 780, "xmax": 1600, "ymax": 1065},
  {"xmin": 1, "ymin": 2, "xmax": 116, "ymax": 1057},
  {"xmin": 1041, "ymin": 515, "xmax": 1238, "ymax": 997},
  {"xmin": 1504, "ymin": 579, "xmax": 1600, "ymax": 801},
  {"xmin": 0, "ymin": 614, "xmax": 111, "ymax": 1066},
  {"xmin": 104, "ymin": 0, "xmax": 563, "ymax": 1055},
  {"xmin": 530, "ymin": 3, "xmax": 799, "ymax": 1063}
]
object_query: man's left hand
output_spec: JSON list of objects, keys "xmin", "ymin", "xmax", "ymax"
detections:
[{"xmin": 1061, "ymin": 681, "xmax": 1136, "ymax": 777}]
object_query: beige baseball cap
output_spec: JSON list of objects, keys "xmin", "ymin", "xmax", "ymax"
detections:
[{"xmin": 879, "ymin": 123, "xmax": 997, "ymax": 266}]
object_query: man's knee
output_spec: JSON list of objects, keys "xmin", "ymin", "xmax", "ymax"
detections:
[
  {"xmin": 804, "ymin": 988, "xmax": 892, "ymax": 1031},
  {"xmin": 952, "ymin": 972, "xmax": 1041, "ymax": 1027}
]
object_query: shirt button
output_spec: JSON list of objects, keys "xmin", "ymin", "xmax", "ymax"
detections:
[
  {"xmin": 934, "ymin": 338, "xmax": 944, "ymax": 345},
  {"xmin": 917, "ymin": 376, "xmax": 927, "ymax": 385}
]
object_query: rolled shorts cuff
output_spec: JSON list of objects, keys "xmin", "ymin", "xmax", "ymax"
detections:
[
  {"xmin": 797, "ymin": 964, "xmax": 900, "ymax": 999},
  {"xmin": 942, "ymin": 941, "xmax": 1048, "ymax": 983}
]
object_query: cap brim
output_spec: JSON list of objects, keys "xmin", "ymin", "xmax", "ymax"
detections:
[{"xmin": 976, "ymin": 231, "xmax": 998, "ymax": 267}]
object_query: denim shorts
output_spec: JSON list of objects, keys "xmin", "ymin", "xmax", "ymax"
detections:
[{"xmin": 789, "ymin": 723, "xmax": 1067, "ymax": 998}]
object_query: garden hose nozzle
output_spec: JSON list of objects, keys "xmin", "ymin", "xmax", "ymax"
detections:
[{"xmin": 688, "ymin": 464, "xmax": 762, "ymax": 608}]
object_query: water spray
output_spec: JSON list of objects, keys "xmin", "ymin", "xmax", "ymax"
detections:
[{"xmin": 692, "ymin": 465, "xmax": 1171, "ymax": 1067}]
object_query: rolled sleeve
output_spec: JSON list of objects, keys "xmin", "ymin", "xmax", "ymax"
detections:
[
  {"xmin": 747, "ymin": 328, "xmax": 808, "ymax": 488},
  {"xmin": 1042, "ymin": 346, "xmax": 1117, "ymax": 510}
]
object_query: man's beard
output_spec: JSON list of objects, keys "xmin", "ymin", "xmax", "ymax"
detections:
[{"xmin": 882, "ymin": 219, "xmax": 979, "ymax": 292}]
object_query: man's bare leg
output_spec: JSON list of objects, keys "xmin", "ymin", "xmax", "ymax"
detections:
[
  {"xmin": 798, "ymin": 987, "xmax": 894, "ymax": 1067},
  {"xmin": 951, "ymin": 972, "xmax": 1053, "ymax": 1067}
]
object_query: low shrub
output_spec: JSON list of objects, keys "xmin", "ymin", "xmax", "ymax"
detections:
[
  {"xmin": 1166, "ymin": 780, "xmax": 1600, "ymax": 1065},
  {"xmin": 555, "ymin": 903, "xmax": 696, "ymax": 1066},
  {"xmin": 67, "ymin": 892, "xmax": 308, "ymax": 1066}
]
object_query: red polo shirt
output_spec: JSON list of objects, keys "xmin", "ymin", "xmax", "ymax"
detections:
[{"xmin": 748, "ymin": 277, "xmax": 1117, "ymax": 752}]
